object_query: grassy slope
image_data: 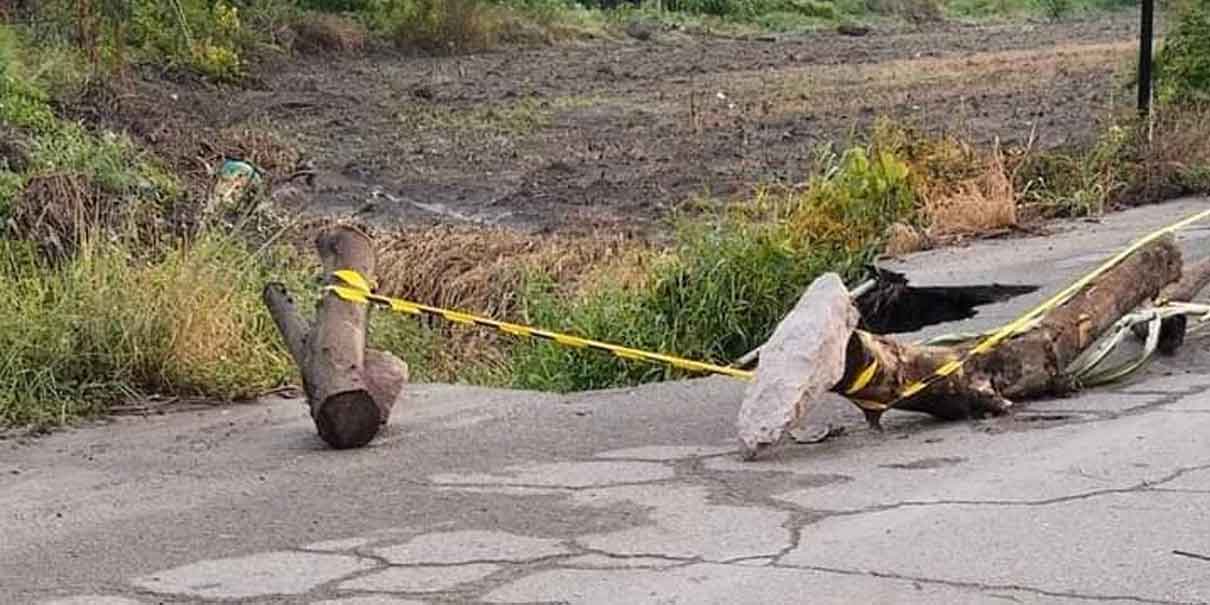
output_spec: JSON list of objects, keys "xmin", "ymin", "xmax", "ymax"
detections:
[{"xmin": 2, "ymin": 0, "xmax": 1209, "ymax": 427}]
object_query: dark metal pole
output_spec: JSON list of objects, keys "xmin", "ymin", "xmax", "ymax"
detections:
[{"xmin": 1138, "ymin": 0, "xmax": 1155, "ymax": 116}]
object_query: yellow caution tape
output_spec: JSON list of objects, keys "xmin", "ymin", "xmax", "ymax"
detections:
[
  {"xmin": 323, "ymin": 271, "xmax": 756, "ymax": 381},
  {"xmin": 320, "ymin": 206, "xmax": 1210, "ymax": 406},
  {"xmin": 844, "ymin": 359, "xmax": 879, "ymax": 395}
]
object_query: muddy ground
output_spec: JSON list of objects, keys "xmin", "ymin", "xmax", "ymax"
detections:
[{"xmin": 87, "ymin": 13, "xmax": 1141, "ymax": 238}]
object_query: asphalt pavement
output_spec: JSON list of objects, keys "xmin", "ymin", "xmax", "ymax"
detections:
[{"xmin": 3, "ymin": 198, "xmax": 1210, "ymax": 605}]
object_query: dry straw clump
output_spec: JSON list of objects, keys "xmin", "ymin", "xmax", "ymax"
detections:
[
  {"xmin": 291, "ymin": 14, "xmax": 369, "ymax": 55},
  {"xmin": 9, "ymin": 172, "xmax": 164, "ymax": 259},
  {"xmin": 920, "ymin": 144, "xmax": 1017, "ymax": 237},
  {"xmin": 872, "ymin": 122, "xmax": 1018, "ymax": 254},
  {"xmin": 883, "ymin": 221, "xmax": 929, "ymax": 256},
  {"xmin": 375, "ymin": 225, "xmax": 637, "ymax": 319}
]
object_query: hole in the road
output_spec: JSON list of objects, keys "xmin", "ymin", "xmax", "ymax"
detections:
[{"xmin": 856, "ymin": 266, "xmax": 1038, "ymax": 334}]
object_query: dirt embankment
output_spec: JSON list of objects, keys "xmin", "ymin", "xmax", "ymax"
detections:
[{"xmin": 80, "ymin": 14, "xmax": 1140, "ymax": 238}]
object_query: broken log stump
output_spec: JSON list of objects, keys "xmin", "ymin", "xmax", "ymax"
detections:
[
  {"xmin": 263, "ymin": 283, "xmax": 408, "ymax": 429},
  {"xmin": 263, "ymin": 226, "xmax": 408, "ymax": 449}
]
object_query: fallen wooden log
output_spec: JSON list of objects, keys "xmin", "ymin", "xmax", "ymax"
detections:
[
  {"xmin": 263, "ymin": 226, "xmax": 408, "ymax": 449},
  {"xmin": 837, "ymin": 236, "xmax": 1183, "ymax": 428}
]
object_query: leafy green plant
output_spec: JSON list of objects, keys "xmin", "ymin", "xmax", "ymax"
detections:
[{"xmin": 0, "ymin": 169, "xmax": 21, "ymax": 222}]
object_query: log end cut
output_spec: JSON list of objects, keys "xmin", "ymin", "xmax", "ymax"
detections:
[{"xmin": 314, "ymin": 390, "xmax": 382, "ymax": 449}]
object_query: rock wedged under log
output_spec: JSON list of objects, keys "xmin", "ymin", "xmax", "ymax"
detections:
[{"xmin": 737, "ymin": 273, "xmax": 858, "ymax": 459}]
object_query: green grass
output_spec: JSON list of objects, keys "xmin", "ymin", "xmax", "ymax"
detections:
[
  {"xmin": 510, "ymin": 143, "xmax": 916, "ymax": 391},
  {"xmin": 0, "ymin": 25, "xmax": 178, "ymax": 219},
  {"xmin": 1014, "ymin": 123, "xmax": 1133, "ymax": 218},
  {"xmin": 0, "ymin": 225, "xmax": 448, "ymax": 428},
  {"xmin": 944, "ymin": 0, "xmax": 1133, "ymax": 20},
  {"xmin": 0, "ymin": 233, "xmax": 290, "ymax": 427}
]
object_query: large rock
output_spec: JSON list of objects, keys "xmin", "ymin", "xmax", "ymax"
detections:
[{"xmin": 737, "ymin": 273, "xmax": 858, "ymax": 459}]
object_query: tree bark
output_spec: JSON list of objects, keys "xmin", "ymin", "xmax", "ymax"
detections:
[
  {"xmin": 262, "ymin": 226, "xmax": 407, "ymax": 449},
  {"xmin": 835, "ymin": 236, "xmax": 1184, "ymax": 428}
]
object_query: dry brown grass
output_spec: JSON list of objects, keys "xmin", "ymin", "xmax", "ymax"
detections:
[
  {"xmin": 213, "ymin": 127, "xmax": 301, "ymax": 182},
  {"xmin": 1125, "ymin": 105, "xmax": 1210, "ymax": 205},
  {"xmin": 883, "ymin": 221, "xmax": 930, "ymax": 255},
  {"xmin": 291, "ymin": 14, "xmax": 368, "ymax": 55},
  {"xmin": 706, "ymin": 41, "xmax": 1133, "ymax": 127},
  {"xmin": 8, "ymin": 172, "xmax": 162, "ymax": 259},
  {"xmin": 8, "ymin": 174, "xmax": 99, "ymax": 259},
  {"xmin": 375, "ymin": 226, "xmax": 637, "ymax": 319},
  {"xmin": 920, "ymin": 145, "xmax": 1017, "ymax": 236},
  {"xmin": 871, "ymin": 120, "xmax": 1017, "ymax": 240}
]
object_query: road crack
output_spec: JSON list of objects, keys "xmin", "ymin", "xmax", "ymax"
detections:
[{"xmin": 770, "ymin": 562, "xmax": 1193, "ymax": 604}]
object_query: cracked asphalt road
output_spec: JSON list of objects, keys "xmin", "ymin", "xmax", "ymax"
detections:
[{"xmin": 4, "ymin": 199, "xmax": 1210, "ymax": 605}]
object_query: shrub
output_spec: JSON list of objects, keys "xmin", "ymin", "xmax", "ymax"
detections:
[
  {"xmin": 1014, "ymin": 123, "xmax": 1130, "ymax": 217},
  {"xmin": 385, "ymin": 0, "xmax": 502, "ymax": 52},
  {"xmin": 292, "ymin": 13, "xmax": 369, "ymax": 53},
  {"xmin": 1122, "ymin": 105, "xmax": 1210, "ymax": 203},
  {"xmin": 1155, "ymin": 0, "xmax": 1210, "ymax": 105},
  {"xmin": 298, "ymin": 0, "xmax": 379, "ymax": 10},
  {"xmin": 864, "ymin": 0, "xmax": 944, "ymax": 20},
  {"xmin": 26, "ymin": 0, "xmax": 248, "ymax": 80},
  {"xmin": 1037, "ymin": 0, "xmax": 1073, "ymax": 20}
]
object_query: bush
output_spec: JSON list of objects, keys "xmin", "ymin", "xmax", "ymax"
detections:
[
  {"xmin": 299, "ymin": 0, "xmax": 379, "ymax": 10},
  {"xmin": 1037, "ymin": 0, "xmax": 1072, "ymax": 20},
  {"xmin": 352, "ymin": 0, "xmax": 505, "ymax": 51},
  {"xmin": 1014, "ymin": 123, "xmax": 1130, "ymax": 218},
  {"xmin": 292, "ymin": 13, "xmax": 369, "ymax": 53},
  {"xmin": 1155, "ymin": 0, "xmax": 1210, "ymax": 105},
  {"xmin": 1, "ymin": 24, "xmax": 178, "ymax": 243},
  {"xmin": 864, "ymin": 0, "xmax": 943, "ymax": 20},
  {"xmin": 24, "ymin": 0, "xmax": 249, "ymax": 80}
]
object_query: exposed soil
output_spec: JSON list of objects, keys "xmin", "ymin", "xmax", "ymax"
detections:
[{"xmin": 81, "ymin": 14, "xmax": 1141, "ymax": 239}]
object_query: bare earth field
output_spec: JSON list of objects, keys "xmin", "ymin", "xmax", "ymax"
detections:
[{"xmin": 90, "ymin": 14, "xmax": 1140, "ymax": 237}]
